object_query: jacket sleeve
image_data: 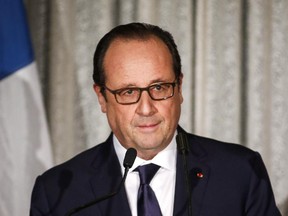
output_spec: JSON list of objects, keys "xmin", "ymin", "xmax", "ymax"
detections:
[
  {"xmin": 30, "ymin": 176, "xmax": 52, "ymax": 216},
  {"xmin": 245, "ymin": 152, "xmax": 281, "ymax": 216}
]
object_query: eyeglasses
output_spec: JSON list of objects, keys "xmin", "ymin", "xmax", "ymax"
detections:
[{"xmin": 102, "ymin": 80, "xmax": 178, "ymax": 105}]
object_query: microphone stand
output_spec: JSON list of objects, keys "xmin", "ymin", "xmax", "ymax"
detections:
[
  {"xmin": 176, "ymin": 133, "xmax": 192, "ymax": 216},
  {"xmin": 65, "ymin": 148, "xmax": 137, "ymax": 216}
]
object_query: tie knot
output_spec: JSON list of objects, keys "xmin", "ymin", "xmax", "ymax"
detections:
[{"xmin": 136, "ymin": 164, "xmax": 160, "ymax": 185}]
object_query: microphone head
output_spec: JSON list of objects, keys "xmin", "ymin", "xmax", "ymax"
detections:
[{"xmin": 123, "ymin": 148, "xmax": 137, "ymax": 168}]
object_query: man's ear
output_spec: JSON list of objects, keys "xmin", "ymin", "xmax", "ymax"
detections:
[
  {"xmin": 93, "ymin": 84, "xmax": 107, "ymax": 113},
  {"xmin": 178, "ymin": 73, "xmax": 184, "ymax": 104}
]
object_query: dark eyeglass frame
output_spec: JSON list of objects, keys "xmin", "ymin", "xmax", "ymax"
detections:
[{"xmin": 101, "ymin": 79, "xmax": 178, "ymax": 105}]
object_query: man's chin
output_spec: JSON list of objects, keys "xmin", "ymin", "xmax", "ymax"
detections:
[{"xmin": 135, "ymin": 137, "xmax": 165, "ymax": 151}]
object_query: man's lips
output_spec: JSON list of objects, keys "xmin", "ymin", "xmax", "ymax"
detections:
[{"xmin": 136, "ymin": 122, "xmax": 160, "ymax": 130}]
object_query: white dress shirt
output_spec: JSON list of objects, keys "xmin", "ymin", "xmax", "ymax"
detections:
[{"xmin": 113, "ymin": 133, "xmax": 177, "ymax": 216}]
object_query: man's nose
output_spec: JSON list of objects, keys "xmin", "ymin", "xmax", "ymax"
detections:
[{"xmin": 135, "ymin": 91, "xmax": 157, "ymax": 116}]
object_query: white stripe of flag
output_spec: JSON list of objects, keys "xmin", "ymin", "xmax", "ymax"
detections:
[{"xmin": 0, "ymin": 1, "xmax": 53, "ymax": 215}]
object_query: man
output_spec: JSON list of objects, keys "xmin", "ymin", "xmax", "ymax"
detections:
[{"xmin": 30, "ymin": 23, "xmax": 281, "ymax": 216}]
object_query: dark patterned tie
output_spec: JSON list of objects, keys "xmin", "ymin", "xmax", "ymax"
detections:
[{"xmin": 136, "ymin": 164, "xmax": 162, "ymax": 216}]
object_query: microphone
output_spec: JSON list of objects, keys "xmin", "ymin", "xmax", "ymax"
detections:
[
  {"xmin": 65, "ymin": 148, "xmax": 137, "ymax": 216},
  {"xmin": 176, "ymin": 133, "xmax": 192, "ymax": 216},
  {"xmin": 177, "ymin": 132, "xmax": 189, "ymax": 154}
]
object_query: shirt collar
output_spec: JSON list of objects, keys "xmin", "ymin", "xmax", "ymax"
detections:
[{"xmin": 113, "ymin": 133, "xmax": 177, "ymax": 174}]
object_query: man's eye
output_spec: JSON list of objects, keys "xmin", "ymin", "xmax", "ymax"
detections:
[
  {"xmin": 155, "ymin": 84, "xmax": 163, "ymax": 91},
  {"xmin": 119, "ymin": 88, "xmax": 136, "ymax": 96},
  {"xmin": 152, "ymin": 84, "xmax": 168, "ymax": 91}
]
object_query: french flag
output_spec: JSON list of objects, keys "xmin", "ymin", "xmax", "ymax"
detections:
[{"xmin": 0, "ymin": 0, "xmax": 53, "ymax": 215}]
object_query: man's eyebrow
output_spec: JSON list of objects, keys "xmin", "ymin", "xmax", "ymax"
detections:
[{"xmin": 115, "ymin": 78, "xmax": 172, "ymax": 89}]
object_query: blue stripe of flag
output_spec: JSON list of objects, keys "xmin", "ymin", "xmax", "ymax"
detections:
[{"xmin": 0, "ymin": 0, "xmax": 34, "ymax": 80}]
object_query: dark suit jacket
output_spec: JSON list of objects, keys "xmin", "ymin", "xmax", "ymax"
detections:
[{"xmin": 30, "ymin": 127, "xmax": 281, "ymax": 216}]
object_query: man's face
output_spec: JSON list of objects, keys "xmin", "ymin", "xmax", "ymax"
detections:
[{"xmin": 94, "ymin": 37, "xmax": 183, "ymax": 159}]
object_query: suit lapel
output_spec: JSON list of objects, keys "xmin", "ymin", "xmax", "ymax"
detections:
[
  {"xmin": 89, "ymin": 134, "xmax": 132, "ymax": 216},
  {"xmin": 173, "ymin": 129, "xmax": 210, "ymax": 216}
]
